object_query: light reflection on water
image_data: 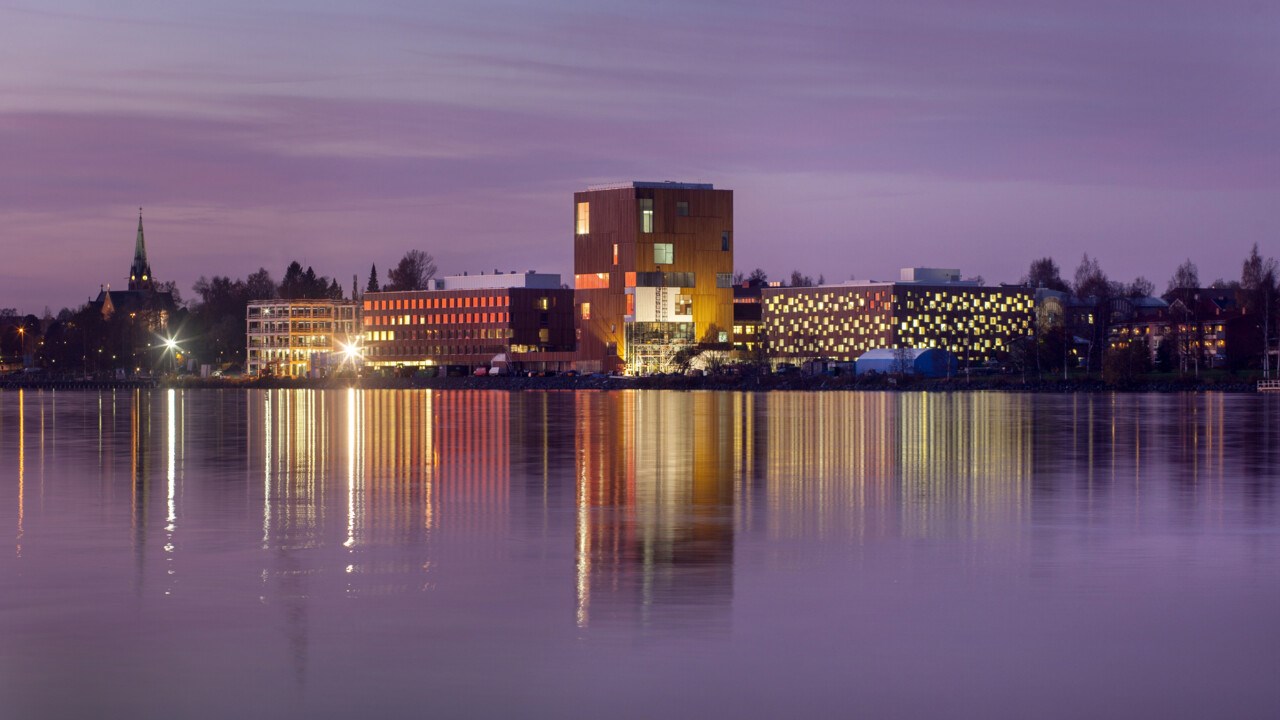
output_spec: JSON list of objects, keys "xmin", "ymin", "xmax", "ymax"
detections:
[{"xmin": 1, "ymin": 389, "xmax": 1278, "ymax": 719}]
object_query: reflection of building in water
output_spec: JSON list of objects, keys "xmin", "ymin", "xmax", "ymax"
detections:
[
  {"xmin": 119, "ymin": 389, "xmax": 186, "ymax": 597},
  {"xmin": 762, "ymin": 393, "xmax": 1031, "ymax": 543},
  {"xmin": 247, "ymin": 388, "xmax": 518, "ymax": 687},
  {"xmin": 895, "ymin": 394, "xmax": 1030, "ymax": 541},
  {"xmin": 1030, "ymin": 394, "xmax": 1247, "ymax": 524},
  {"xmin": 15, "ymin": 389, "xmax": 25, "ymax": 557},
  {"xmin": 250, "ymin": 389, "xmax": 515, "ymax": 585},
  {"xmin": 507, "ymin": 392, "xmax": 579, "ymax": 522},
  {"xmin": 254, "ymin": 390, "xmax": 339, "ymax": 550},
  {"xmin": 574, "ymin": 392, "xmax": 737, "ymax": 631}
]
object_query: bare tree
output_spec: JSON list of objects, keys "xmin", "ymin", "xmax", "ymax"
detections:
[
  {"xmin": 1072, "ymin": 254, "xmax": 1112, "ymax": 374},
  {"xmin": 1073, "ymin": 254, "xmax": 1109, "ymax": 299},
  {"xmin": 788, "ymin": 270, "xmax": 814, "ymax": 288},
  {"xmin": 1023, "ymin": 257, "xmax": 1070, "ymax": 292},
  {"xmin": 1242, "ymin": 243, "xmax": 1279, "ymax": 376},
  {"xmin": 385, "ymin": 250, "xmax": 438, "ymax": 292},
  {"xmin": 1166, "ymin": 259, "xmax": 1199, "ymax": 295},
  {"xmin": 1126, "ymin": 276, "xmax": 1154, "ymax": 298}
]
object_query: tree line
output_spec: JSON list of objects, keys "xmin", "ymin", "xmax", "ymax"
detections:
[{"xmin": 18, "ymin": 250, "xmax": 435, "ymax": 375}]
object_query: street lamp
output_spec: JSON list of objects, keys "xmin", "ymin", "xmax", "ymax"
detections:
[
  {"xmin": 161, "ymin": 336, "xmax": 182, "ymax": 375},
  {"xmin": 339, "ymin": 341, "xmax": 362, "ymax": 364}
]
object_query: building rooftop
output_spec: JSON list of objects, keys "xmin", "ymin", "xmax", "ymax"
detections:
[
  {"xmin": 434, "ymin": 271, "xmax": 562, "ymax": 291},
  {"xmin": 585, "ymin": 181, "xmax": 715, "ymax": 191}
]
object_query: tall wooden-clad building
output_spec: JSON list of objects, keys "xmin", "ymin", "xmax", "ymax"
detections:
[{"xmin": 573, "ymin": 181, "xmax": 734, "ymax": 374}]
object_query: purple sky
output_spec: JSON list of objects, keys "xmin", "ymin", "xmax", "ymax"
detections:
[{"xmin": 1, "ymin": 0, "xmax": 1276, "ymax": 312}]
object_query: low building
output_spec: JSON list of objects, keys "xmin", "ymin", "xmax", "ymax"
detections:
[
  {"xmin": 246, "ymin": 299, "xmax": 360, "ymax": 377},
  {"xmin": 1107, "ymin": 288, "xmax": 1250, "ymax": 371},
  {"xmin": 763, "ymin": 268, "xmax": 1034, "ymax": 367},
  {"xmin": 361, "ymin": 272, "xmax": 576, "ymax": 373},
  {"xmin": 855, "ymin": 348, "xmax": 957, "ymax": 378}
]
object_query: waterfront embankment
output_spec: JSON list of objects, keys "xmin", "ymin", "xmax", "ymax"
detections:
[{"xmin": 0, "ymin": 373, "xmax": 1264, "ymax": 393}]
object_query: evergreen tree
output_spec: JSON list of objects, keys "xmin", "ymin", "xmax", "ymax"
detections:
[{"xmin": 366, "ymin": 264, "xmax": 380, "ymax": 293}]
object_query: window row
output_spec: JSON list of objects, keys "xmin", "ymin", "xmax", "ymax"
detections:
[
  {"xmin": 364, "ymin": 313, "xmax": 510, "ymax": 326},
  {"xmin": 364, "ymin": 295, "xmax": 509, "ymax": 311}
]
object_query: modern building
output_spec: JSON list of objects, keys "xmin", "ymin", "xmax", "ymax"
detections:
[
  {"xmin": 762, "ymin": 268, "xmax": 1034, "ymax": 367},
  {"xmin": 246, "ymin": 299, "xmax": 360, "ymax": 377},
  {"xmin": 572, "ymin": 181, "xmax": 734, "ymax": 374},
  {"xmin": 361, "ymin": 272, "xmax": 575, "ymax": 374},
  {"xmin": 732, "ymin": 279, "xmax": 767, "ymax": 356}
]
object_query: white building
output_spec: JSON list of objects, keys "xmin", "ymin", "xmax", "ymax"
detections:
[{"xmin": 246, "ymin": 299, "xmax": 360, "ymax": 377}]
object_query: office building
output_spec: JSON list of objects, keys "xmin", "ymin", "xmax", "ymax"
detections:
[
  {"xmin": 762, "ymin": 268, "xmax": 1034, "ymax": 366},
  {"xmin": 572, "ymin": 181, "xmax": 734, "ymax": 374},
  {"xmin": 361, "ymin": 272, "xmax": 575, "ymax": 373}
]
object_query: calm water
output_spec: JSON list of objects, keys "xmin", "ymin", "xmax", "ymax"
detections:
[{"xmin": 1, "ymin": 389, "xmax": 1279, "ymax": 719}]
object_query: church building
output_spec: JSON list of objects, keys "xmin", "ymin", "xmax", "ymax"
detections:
[{"xmin": 89, "ymin": 209, "xmax": 178, "ymax": 334}]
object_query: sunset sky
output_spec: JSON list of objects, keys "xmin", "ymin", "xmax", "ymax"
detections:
[{"xmin": 1, "ymin": 0, "xmax": 1276, "ymax": 312}]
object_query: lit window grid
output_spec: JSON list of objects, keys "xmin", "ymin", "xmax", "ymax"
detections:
[
  {"xmin": 246, "ymin": 299, "xmax": 359, "ymax": 377},
  {"xmin": 763, "ymin": 286, "xmax": 1033, "ymax": 362}
]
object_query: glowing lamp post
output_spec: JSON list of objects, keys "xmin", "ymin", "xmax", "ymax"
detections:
[{"xmin": 162, "ymin": 336, "xmax": 182, "ymax": 375}]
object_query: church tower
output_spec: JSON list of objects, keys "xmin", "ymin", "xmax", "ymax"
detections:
[{"xmin": 128, "ymin": 208, "xmax": 154, "ymax": 292}]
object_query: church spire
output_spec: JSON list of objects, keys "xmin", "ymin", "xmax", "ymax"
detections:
[
  {"xmin": 135, "ymin": 208, "xmax": 146, "ymax": 263},
  {"xmin": 128, "ymin": 207, "xmax": 154, "ymax": 292}
]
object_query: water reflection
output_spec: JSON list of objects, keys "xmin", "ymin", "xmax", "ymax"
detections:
[
  {"xmin": 1, "ymin": 389, "xmax": 1279, "ymax": 718},
  {"xmin": 573, "ymin": 392, "xmax": 739, "ymax": 631}
]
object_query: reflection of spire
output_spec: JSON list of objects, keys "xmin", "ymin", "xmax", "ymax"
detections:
[
  {"xmin": 15, "ymin": 390, "xmax": 23, "ymax": 558},
  {"xmin": 131, "ymin": 390, "xmax": 149, "ymax": 597}
]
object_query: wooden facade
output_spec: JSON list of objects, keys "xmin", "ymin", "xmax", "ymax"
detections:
[{"xmin": 573, "ymin": 182, "xmax": 734, "ymax": 372}]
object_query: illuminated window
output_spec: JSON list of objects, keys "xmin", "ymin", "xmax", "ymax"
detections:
[
  {"xmin": 677, "ymin": 201, "xmax": 689, "ymax": 217},
  {"xmin": 536, "ymin": 297, "xmax": 550, "ymax": 310},
  {"xmin": 580, "ymin": 302, "xmax": 591, "ymax": 320},
  {"xmin": 576, "ymin": 202, "xmax": 590, "ymax": 234},
  {"xmin": 675, "ymin": 294, "xmax": 692, "ymax": 316},
  {"xmin": 613, "ymin": 243, "xmax": 619, "ymax": 266},
  {"xmin": 574, "ymin": 273, "xmax": 610, "ymax": 289},
  {"xmin": 640, "ymin": 198, "xmax": 654, "ymax": 233},
  {"xmin": 654, "ymin": 243, "xmax": 674, "ymax": 265}
]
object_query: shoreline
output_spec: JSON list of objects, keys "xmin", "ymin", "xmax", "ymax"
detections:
[{"xmin": 0, "ymin": 373, "xmax": 1265, "ymax": 393}]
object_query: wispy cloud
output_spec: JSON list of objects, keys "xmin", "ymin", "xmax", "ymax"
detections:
[{"xmin": 0, "ymin": 0, "xmax": 1276, "ymax": 310}]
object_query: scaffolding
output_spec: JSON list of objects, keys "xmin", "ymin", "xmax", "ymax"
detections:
[{"xmin": 624, "ymin": 321, "xmax": 695, "ymax": 375}]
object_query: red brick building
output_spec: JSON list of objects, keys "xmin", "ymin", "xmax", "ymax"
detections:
[{"xmin": 361, "ymin": 273, "xmax": 575, "ymax": 373}]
